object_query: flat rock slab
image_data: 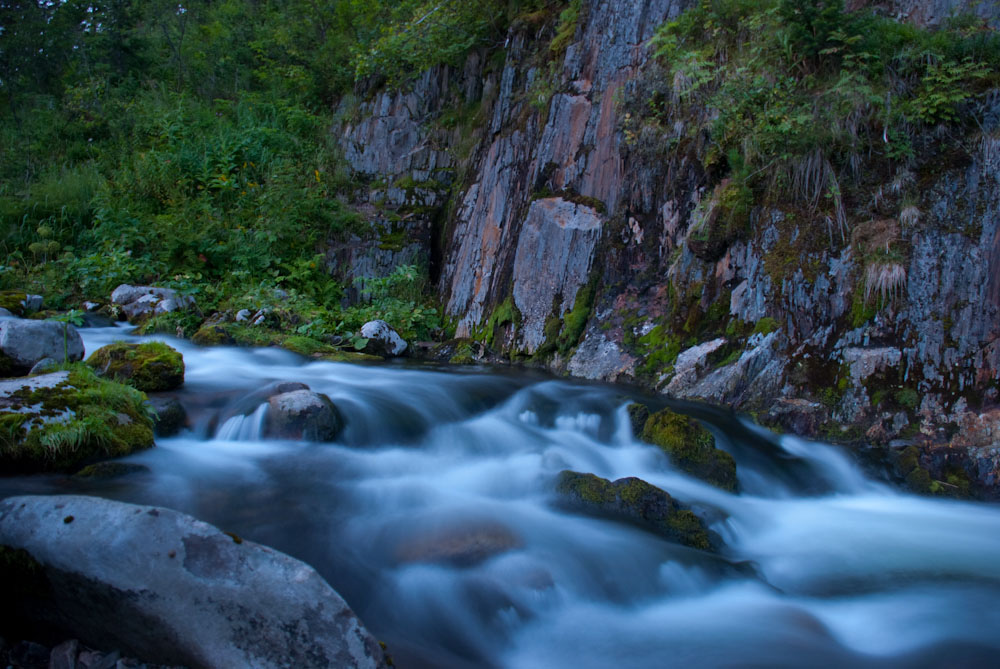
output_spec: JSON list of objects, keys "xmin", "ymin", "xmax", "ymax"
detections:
[{"xmin": 0, "ymin": 495, "xmax": 388, "ymax": 669}]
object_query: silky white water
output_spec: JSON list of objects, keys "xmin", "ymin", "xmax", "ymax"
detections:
[{"xmin": 3, "ymin": 325, "xmax": 999, "ymax": 668}]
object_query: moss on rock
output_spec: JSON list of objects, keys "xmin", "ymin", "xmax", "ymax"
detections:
[
  {"xmin": 555, "ymin": 470, "xmax": 713, "ymax": 550},
  {"xmin": 0, "ymin": 291, "xmax": 26, "ymax": 317},
  {"xmin": 86, "ymin": 341, "xmax": 184, "ymax": 392},
  {"xmin": 640, "ymin": 406, "xmax": 738, "ymax": 492},
  {"xmin": 191, "ymin": 324, "xmax": 237, "ymax": 346},
  {"xmin": 0, "ymin": 366, "xmax": 154, "ymax": 473}
]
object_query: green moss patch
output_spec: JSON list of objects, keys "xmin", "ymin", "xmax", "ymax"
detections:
[
  {"xmin": 555, "ymin": 470, "xmax": 713, "ymax": 550},
  {"xmin": 638, "ymin": 405, "xmax": 738, "ymax": 492},
  {"xmin": 0, "ymin": 366, "xmax": 154, "ymax": 473},
  {"xmin": 86, "ymin": 341, "xmax": 184, "ymax": 392},
  {"xmin": 0, "ymin": 291, "xmax": 27, "ymax": 316}
]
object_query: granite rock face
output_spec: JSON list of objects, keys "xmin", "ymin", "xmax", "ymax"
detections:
[{"xmin": 0, "ymin": 495, "xmax": 388, "ymax": 669}]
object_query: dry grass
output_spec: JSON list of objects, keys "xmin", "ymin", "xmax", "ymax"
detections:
[{"xmin": 864, "ymin": 261, "xmax": 907, "ymax": 305}]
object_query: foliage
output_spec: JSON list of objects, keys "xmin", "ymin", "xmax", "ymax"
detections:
[{"xmin": 649, "ymin": 0, "xmax": 1000, "ymax": 248}]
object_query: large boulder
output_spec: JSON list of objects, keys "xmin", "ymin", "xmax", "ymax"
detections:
[
  {"xmin": 266, "ymin": 389, "xmax": 344, "ymax": 441},
  {"xmin": 0, "ymin": 368, "xmax": 154, "ymax": 473},
  {"xmin": 636, "ymin": 405, "xmax": 738, "ymax": 492},
  {"xmin": 360, "ymin": 320, "xmax": 407, "ymax": 357},
  {"xmin": 86, "ymin": 341, "xmax": 184, "ymax": 392},
  {"xmin": 0, "ymin": 495, "xmax": 388, "ymax": 668},
  {"xmin": 0, "ymin": 318, "xmax": 84, "ymax": 370},
  {"xmin": 110, "ymin": 285, "xmax": 195, "ymax": 324},
  {"xmin": 555, "ymin": 471, "xmax": 714, "ymax": 550}
]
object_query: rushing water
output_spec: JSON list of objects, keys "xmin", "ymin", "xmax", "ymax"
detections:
[{"xmin": 3, "ymin": 326, "xmax": 1000, "ymax": 668}]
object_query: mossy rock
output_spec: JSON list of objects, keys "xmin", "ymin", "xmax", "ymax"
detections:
[
  {"xmin": 639, "ymin": 406, "xmax": 738, "ymax": 492},
  {"xmin": 86, "ymin": 341, "xmax": 184, "ymax": 392},
  {"xmin": 627, "ymin": 402, "xmax": 649, "ymax": 436},
  {"xmin": 74, "ymin": 461, "xmax": 151, "ymax": 479},
  {"xmin": 0, "ymin": 291, "xmax": 26, "ymax": 317},
  {"xmin": 191, "ymin": 324, "xmax": 237, "ymax": 346},
  {"xmin": 555, "ymin": 471, "xmax": 714, "ymax": 550},
  {"xmin": 0, "ymin": 366, "xmax": 154, "ymax": 474}
]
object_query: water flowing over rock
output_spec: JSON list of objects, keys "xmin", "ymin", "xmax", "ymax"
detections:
[
  {"xmin": 266, "ymin": 389, "xmax": 344, "ymax": 442},
  {"xmin": 0, "ymin": 319, "xmax": 84, "ymax": 370},
  {"xmin": 0, "ymin": 495, "xmax": 388, "ymax": 669}
]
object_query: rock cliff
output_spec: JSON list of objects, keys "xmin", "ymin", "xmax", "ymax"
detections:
[{"xmin": 333, "ymin": 0, "xmax": 1000, "ymax": 497}]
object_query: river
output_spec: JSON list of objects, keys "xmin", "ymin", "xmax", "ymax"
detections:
[{"xmin": 3, "ymin": 326, "xmax": 1000, "ymax": 668}]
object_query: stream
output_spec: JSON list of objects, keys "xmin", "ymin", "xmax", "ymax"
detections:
[{"xmin": 3, "ymin": 326, "xmax": 1000, "ymax": 668}]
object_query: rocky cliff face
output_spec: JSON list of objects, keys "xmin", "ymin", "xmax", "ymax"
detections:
[{"xmin": 333, "ymin": 0, "xmax": 1000, "ymax": 497}]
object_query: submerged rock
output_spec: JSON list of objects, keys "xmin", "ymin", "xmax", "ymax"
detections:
[
  {"xmin": 0, "ymin": 495, "xmax": 388, "ymax": 668},
  {"xmin": 0, "ymin": 368, "xmax": 154, "ymax": 473},
  {"xmin": 73, "ymin": 461, "xmax": 151, "ymax": 479},
  {"xmin": 393, "ymin": 521, "xmax": 522, "ymax": 567},
  {"xmin": 360, "ymin": 320, "xmax": 408, "ymax": 357},
  {"xmin": 86, "ymin": 341, "xmax": 184, "ymax": 392},
  {"xmin": 636, "ymin": 404, "xmax": 738, "ymax": 492},
  {"xmin": 555, "ymin": 471, "xmax": 714, "ymax": 550},
  {"xmin": 266, "ymin": 389, "xmax": 344, "ymax": 441},
  {"xmin": 0, "ymin": 318, "xmax": 84, "ymax": 371}
]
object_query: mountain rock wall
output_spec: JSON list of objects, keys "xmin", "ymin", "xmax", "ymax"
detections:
[{"xmin": 333, "ymin": 0, "xmax": 1000, "ymax": 497}]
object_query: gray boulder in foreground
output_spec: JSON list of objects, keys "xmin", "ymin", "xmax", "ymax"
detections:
[
  {"xmin": 0, "ymin": 318, "xmax": 84, "ymax": 368},
  {"xmin": 267, "ymin": 389, "xmax": 344, "ymax": 441},
  {"xmin": 0, "ymin": 495, "xmax": 388, "ymax": 668}
]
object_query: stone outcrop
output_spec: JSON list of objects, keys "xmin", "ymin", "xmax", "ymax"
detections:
[
  {"xmin": 334, "ymin": 0, "xmax": 1000, "ymax": 496},
  {"xmin": 86, "ymin": 341, "xmax": 185, "ymax": 392},
  {"xmin": 0, "ymin": 495, "xmax": 388, "ymax": 668}
]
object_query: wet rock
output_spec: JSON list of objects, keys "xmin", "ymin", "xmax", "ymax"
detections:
[
  {"xmin": 767, "ymin": 398, "xmax": 829, "ymax": 437},
  {"xmin": 266, "ymin": 389, "xmax": 344, "ymax": 441},
  {"xmin": 86, "ymin": 342, "xmax": 184, "ymax": 392},
  {"xmin": 235, "ymin": 309, "xmax": 252, "ymax": 322},
  {"xmin": 638, "ymin": 405, "xmax": 738, "ymax": 492},
  {"xmin": 0, "ymin": 495, "xmax": 388, "ymax": 668},
  {"xmin": 627, "ymin": 402, "xmax": 650, "ymax": 437},
  {"xmin": 73, "ymin": 462, "xmax": 151, "ymax": 479},
  {"xmin": 555, "ymin": 471, "xmax": 714, "ymax": 550},
  {"xmin": 78, "ymin": 312, "xmax": 116, "ymax": 328},
  {"xmin": 0, "ymin": 318, "xmax": 84, "ymax": 370},
  {"xmin": 0, "ymin": 307, "xmax": 13, "ymax": 318},
  {"xmin": 146, "ymin": 396, "xmax": 187, "ymax": 437},
  {"xmin": 394, "ymin": 521, "xmax": 522, "ymax": 567},
  {"xmin": 360, "ymin": 320, "xmax": 408, "ymax": 357}
]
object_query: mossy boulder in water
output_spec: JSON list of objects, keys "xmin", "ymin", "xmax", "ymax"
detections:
[
  {"xmin": 0, "ymin": 367, "xmax": 154, "ymax": 474},
  {"xmin": 86, "ymin": 341, "xmax": 184, "ymax": 392},
  {"xmin": 636, "ymin": 405, "xmax": 738, "ymax": 492},
  {"xmin": 555, "ymin": 470, "xmax": 714, "ymax": 550}
]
